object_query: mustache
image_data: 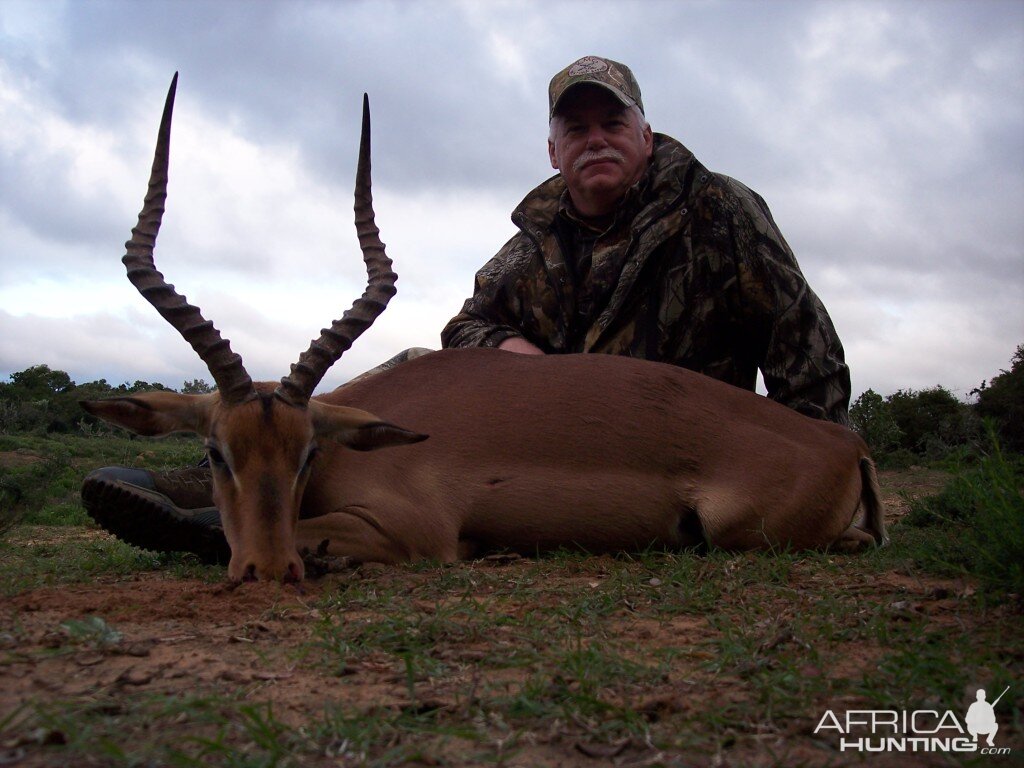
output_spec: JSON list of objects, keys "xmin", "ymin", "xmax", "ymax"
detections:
[{"xmin": 572, "ymin": 149, "xmax": 624, "ymax": 173}]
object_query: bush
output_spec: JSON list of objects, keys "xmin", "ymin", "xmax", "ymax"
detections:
[
  {"xmin": 886, "ymin": 386, "xmax": 979, "ymax": 458},
  {"xmin": 975, "ymin": 344, "xmax": 1024, "ymax": 453},
  {"xmin": 0, "ymin": 365, "xmax": 177, "ymax": 435},
  {"xmin": 850, "ymin": 389, "xmax": 904, "ymax": 464},
  {"xmin": 0, "ymin": 451, "xmax": 74, "ymax": 530},
  {"xmin": 851, "ymin": 386, "xmax": 981, "ymax": 467},
  {"xmin": 905, "ymin": 431, "xmax": 1024, "ymax": 595}
]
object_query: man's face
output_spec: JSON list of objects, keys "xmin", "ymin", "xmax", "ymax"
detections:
[{"xmin": 548, "ymin": 84, "xmax": 654, "ymax": 219}]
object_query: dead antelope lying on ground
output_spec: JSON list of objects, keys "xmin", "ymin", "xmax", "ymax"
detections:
[{"xmin": 83, "ymin": 75, "xmax": 886, "ymax": 583}]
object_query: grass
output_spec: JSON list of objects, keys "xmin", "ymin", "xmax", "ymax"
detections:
[
  {"xmin": 902, "ymin": 432, "xmax": 1024, "ymax": 594},
  {"xmin": 1, "ymin": 431, "xmax": 1022, "ymax": 765},
  {"xmin": 6, "ymin": 549, "xmax": 1023, "ymax": 765},
  {"xmin": 6, "ymin": 695, "xmax": 309, "ymax": 768},
  {"xmin": 0, "ymin": 432, "xmax": 220, "ymax": 595},
  {"xmin": 0, "ymin": 432, "xmax": 204, "ymax": 527}
]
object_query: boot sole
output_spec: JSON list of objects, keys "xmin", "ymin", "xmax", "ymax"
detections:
[{"xmin": 81, "ymin": 477, "xmax": 230, "ymax": 565}]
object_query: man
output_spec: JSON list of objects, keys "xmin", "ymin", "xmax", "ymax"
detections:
[
  {"xmin": 442, "ymin": 55, "xmax": 849, "ymax": 423},
  {"xmin": 82, "ymin": 56, "xmax": 850, "ymax": 562}
]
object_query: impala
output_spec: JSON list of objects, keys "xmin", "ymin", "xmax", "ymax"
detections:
[{"xmin": 82, "ymin": 76, "xmax": 886, "ymax": 583}]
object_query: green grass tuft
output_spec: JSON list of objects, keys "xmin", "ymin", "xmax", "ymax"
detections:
[{"xmin": 904, "ymin": 431, "xmax": 1024, "ymax": 594}]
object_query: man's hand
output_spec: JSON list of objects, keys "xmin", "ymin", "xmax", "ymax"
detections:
[{"xmin": 498, "ymin": 337, "xmax": 545, "ymax": 355}]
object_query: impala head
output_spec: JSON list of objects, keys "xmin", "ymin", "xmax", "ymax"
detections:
[{"xmin": 82, "ymin": 74, "xmax": 426, "ymax": 583}]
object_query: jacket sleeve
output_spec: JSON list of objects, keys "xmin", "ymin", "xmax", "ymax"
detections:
[
  {"xmin": 724, "ymin": 179, "xmax": 852, "ymax": 424},
  {"xmin": 440, "ymin": 233, "xmax": 534, "ymax": 350}
]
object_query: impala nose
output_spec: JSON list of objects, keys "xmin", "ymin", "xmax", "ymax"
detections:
[
  {"xmin": 234, "ymin": 557, "xmax": 304, "ymax": 583},
  {"xmin": 283, "ymin": 561, "xmax": 303, "ymax": 584}
]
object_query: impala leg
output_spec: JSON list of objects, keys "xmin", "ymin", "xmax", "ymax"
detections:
[
  {"xmin": 295, "ymin": 505, "xmax": 460, "ymax": 564},
  {"xmin": 828, "ymin": 524, "xmax": 879, "ymax": 553}
]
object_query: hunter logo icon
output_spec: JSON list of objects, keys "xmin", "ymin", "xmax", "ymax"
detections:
[
  {"xmin": 813, "ymin": 683, "xmax": 1013, "ymax": 755},
  {"xmin": 966, "ymin": 686, "xmax": 1008, "ymax": 748}
]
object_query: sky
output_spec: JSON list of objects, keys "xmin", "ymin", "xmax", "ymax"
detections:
[{"xmin": 1, "ymin": 0, "xmax": 1022, "ymax": 401}]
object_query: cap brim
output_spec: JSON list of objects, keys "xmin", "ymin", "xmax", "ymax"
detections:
[{"xmin": 550, "ymin": 81, "xmax": 635, "ymax": 118}]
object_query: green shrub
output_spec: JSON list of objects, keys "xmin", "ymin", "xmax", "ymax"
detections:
[
  {"xmin": 0, "ymin": 451, "xmax": 75, "ymax": 528},
  {"xmin": 905, "ymin": 430, "xmax": 1024, "ymax": 594},
  {"xmin": 975, "ymin": 344, "xmax": 1024, "ymax": 453},
  {"xmin": 0, "ymin": 433, "xmax": 204, "ymax": 533},
  {"xmin": 850, "ymin": 389, "xmax": 903, "ymax": 457},
  {"xmin": 886, "ymin": 386, "xmax": 979, "ymax": 457},
  {"xmin": 0, "ymin": 364, "xmax": 182, "ymax": 435},
  {"xmin": 851, "ymin": 385, "xmax": 984, "ymax": 467}
]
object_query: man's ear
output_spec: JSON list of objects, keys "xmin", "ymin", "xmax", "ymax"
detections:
[
  {"xmin": 548, "ymin": 137, "xmax": 559, "ymax": 170},
  {"xmin": 80, "ymin": 392, "xmax": 216, "ymax": 437},
  {"xmin": 309, "ymin": 401, "xmax": 428, "ymax": 452}
]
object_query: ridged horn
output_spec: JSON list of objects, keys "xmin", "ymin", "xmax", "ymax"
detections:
[
  {"xmin": 275, "ymin": 94, "xmax": 397, "ymax": 405},
  {"xmin": 123, "ymin": 73, "xmax": 256, "ymax": 405}
]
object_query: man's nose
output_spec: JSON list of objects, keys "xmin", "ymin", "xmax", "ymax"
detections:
[{"xmin": 584, "ymin": 125, "xmax": 609, "ymax": 147}]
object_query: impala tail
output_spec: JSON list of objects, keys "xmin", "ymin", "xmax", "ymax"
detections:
[{"xmin": 859, "ymin": 456, "xmax": 888, "ymax": 546}]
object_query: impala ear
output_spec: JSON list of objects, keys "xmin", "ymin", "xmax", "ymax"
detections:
[
  {"xmin": 80, "ymin": 392, "xmax": 216, "ymax": 437},
  {"xmin": 309, "ymin": 401, "xmax": 428, "ymax": 452},
  {"xmin": 338, "ymin": 421, "xmax": 430, "ymax": 452}
]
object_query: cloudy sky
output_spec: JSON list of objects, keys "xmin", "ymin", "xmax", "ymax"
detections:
[{"xmin": 1, "ymin": 0, "xmax": 1021, "ymax": 401}]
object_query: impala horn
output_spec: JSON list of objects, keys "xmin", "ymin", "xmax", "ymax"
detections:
[
  {"xmin": 124, "ymin": 75, "xmax": 396, "ymax": 408},
  {"xmin": 122, "ymin": 73, "xmax": 256, "ymax": 405},
  {"xmin": 275, "ymin": 92, "xmax": 397, "ymax": 405}
]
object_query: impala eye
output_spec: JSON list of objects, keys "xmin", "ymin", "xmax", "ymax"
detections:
[
  {"xmin": 301, "ymin": 445, "xmax": 319, "ymax": 473},
  {"xmin": 206, "ymin": 444, "xmax": 228, "ymax": 471}
]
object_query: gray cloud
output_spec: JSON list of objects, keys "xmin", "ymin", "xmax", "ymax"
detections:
[{"xmin": 1, "ymin": 0, "xmax": 1021, "ymax": 401}]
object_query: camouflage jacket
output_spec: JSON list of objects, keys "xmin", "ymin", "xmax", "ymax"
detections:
[{"xmin": 440, "ymin": 134, "xmax": 851, "ymax": 424}]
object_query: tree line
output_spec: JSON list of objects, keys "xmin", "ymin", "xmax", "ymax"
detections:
[
  {"xmin": 2, "ymin": 346, "xmax": 1021, "ymax": 463},
  {"xmin": 849, "ymin": 344, "xmax": 1022, "ymax": 464},
  {"xmin": 0, "ymin": 365, "xmax": 214, "ymax": 435}
]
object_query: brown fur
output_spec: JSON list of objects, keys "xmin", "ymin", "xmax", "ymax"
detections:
[
  {"xmin": 298, "ymin": 348, "xmax": 886, "ymax": 568},
  {"xmin": 84, "ymin": 343, "xmax": 886, "ymax": 580}
]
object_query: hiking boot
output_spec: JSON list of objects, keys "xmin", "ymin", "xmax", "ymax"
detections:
[
  {"xmin": 81, "ymin": 466, "xmax": 230, "ymax": 564},
  {"xmin": 147, "ymin": 465, "xmax": 215, "ymax": 509}
]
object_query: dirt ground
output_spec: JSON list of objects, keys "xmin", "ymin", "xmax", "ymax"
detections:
[{"xmin": 1, "ymin": 468, "xmax": 1021, "ymax": 767}]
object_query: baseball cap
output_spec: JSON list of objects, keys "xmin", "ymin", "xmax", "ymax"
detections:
[{"xmin": 548, "ymin": 56, "xmax": 644, "ymax": 118}]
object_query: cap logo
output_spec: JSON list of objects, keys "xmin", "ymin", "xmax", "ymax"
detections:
[
  {"xmin": 567, "ymin": 57, "xmax": 609, "ymax": 77},
  {"xmin": 549, "ymin": 56, "xmax": 644, "ymax": 117}
]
